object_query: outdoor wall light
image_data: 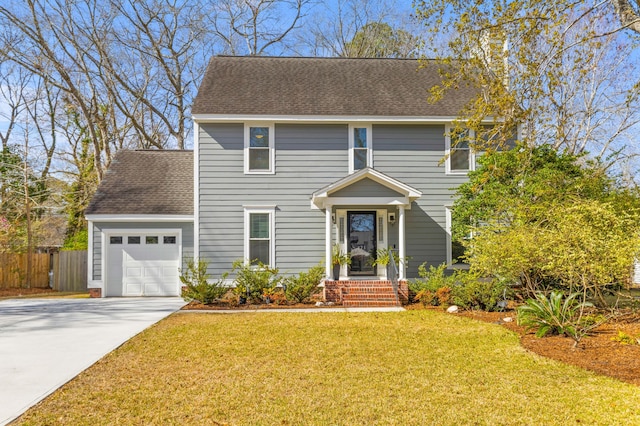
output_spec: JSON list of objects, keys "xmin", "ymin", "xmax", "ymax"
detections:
[{"xmin": 388, "ymin": 213, "xmax": 396, "ymax": 225}]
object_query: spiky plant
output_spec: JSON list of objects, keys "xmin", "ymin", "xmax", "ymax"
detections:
[{"xmin": 517, "ymin": 291, "xmax": 593, "ymax": 340}]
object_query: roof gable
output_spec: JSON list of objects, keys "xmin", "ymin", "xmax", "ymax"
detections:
[
  {"xmin": 331, "ymin": 177, "xmax": 405, "ymax": 198},
  {"xmin": 193, "ymin": 56, "xmax": 477, "ymax": 118},
  {"xmin": 311, "ymin": 168, "xmax": 422, "ymax": 209}
]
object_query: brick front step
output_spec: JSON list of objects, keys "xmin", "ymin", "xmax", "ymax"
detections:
[
  {"xmin": 343, "ymin": 300, "xmax": 401, "ymax": 307},
  {"xmin": 325, "ymin": 279, "xmax": 402, "ymax": 307}
]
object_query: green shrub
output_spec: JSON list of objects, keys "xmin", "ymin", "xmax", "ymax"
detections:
[
  {"xmin": 410, "ymin": 263, "xmax": 450, "ymax": 292},
  {"xmin": 232, "ymin": 259, "xmax": 282, "ymax": 303},
  {"xmin": 517, "ymin": 291, "xmax": 594, "ymax": 342},
  {"xmin": 450, "ymin": 271, "xmax": 507, "ymax": 311},
  {"xmin": 410, "ymin": 263, "xmax": 510, "ymax": 310},
  {"xmin": 180, "ymin": 258, "xmax": 228, "ymax": 304},
  {"xmin": 284, "ymin": 264, "xmax": 325, "ymax": 303},
  {"xmin": 409, "ymin": 263, "xmax": 454, "ymax": 303}
]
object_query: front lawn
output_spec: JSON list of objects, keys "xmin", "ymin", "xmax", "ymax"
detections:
[{"xmin": 16, "ymin": 311, "xmax": 640, "ymax": 425}]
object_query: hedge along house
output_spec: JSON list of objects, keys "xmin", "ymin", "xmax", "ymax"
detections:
[
  {"xmin": 85, "ymin": 150, "xmax": 194, "ymax": 297},
  {"xmin": 191, "ymin": 56, "xmax": 479, "ymax": 306}
]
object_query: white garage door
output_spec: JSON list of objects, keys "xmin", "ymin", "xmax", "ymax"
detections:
[{"xmin": 106, "ymin": 233, "xmax": 180, "ymax": 297}]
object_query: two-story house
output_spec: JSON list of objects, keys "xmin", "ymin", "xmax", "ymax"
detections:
[{"xmin": 85, "ymin": 56, "xmax": 479, "ymax": 304}]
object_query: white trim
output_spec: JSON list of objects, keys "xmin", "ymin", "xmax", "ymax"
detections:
[
  {"xmin": 193, "ymin": 114, "xmax": 499, "ymax": 124},
  {"xmin": 445, "ymin": 124, "xmax": 476, "ymax": 175},
  {"xmin": 398, "ymin": 206, "xmax": 406, "ymax": 279},
  {"xmin": 445, "ymin": 207, "xmax": 454, "ymax": 266},
  {"xmin": 377, "ymin": 209, "xmax": 388, "ymax": 278},
  {"xmin": 244, "ymin": 122, "xmax": 275, "ymax": 174},
  {"xmin": 335, "ymin": 209, "xmax": 348, "ymax": 278},
  {"xmin": 102, "ymin": 228, "xmax": 183, "ymax": 297},
  {"xmin": 313, "ymin": 196, "xmax": 412, "ymax": 210},
  {"xmin": 87, "ymin": 220, "xmax": 94, "ymax": 287},
  {"xmin": 243, "ymin": 206, "xmax": 276, "ymax": 266},
  {"xmin": 194, "ymin": 121, "xmax": 200, "ymax": 259},
  {"xmin": 348, "ymin": 123, "xmax": 372, "ymax": 174},
  {"xmin": 325, "ymin": 206, "xmax": 333, "ymax": 278},
  {"xmin": 311, "ymin": 168, "xmax": 422, "ymax": 210},
  {"xmin": 85, "ymin": 214, "xmax": 193, "ymax": 222}
]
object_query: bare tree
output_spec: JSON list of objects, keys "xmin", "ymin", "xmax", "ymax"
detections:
[
  {"xmin": 0, "ymin": 0, "xmax": 119, "ymax": 180},
  {"xmin": 300, "ymin": 0, "xmax": 419, "ymax": 57},
  {"xmin": 95, "ymin": 0, "xmax": 213, "ymax": 149},
  {"xmin": 210, "ymin": 0, "xmax": 311, "ymax": 55}
]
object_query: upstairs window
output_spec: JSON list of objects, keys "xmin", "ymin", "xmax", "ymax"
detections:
[
  {"xmin": 349, "ymin": 124, "xmax": 372, "ymax": 173},
  {"xmin": 245, "ymin": 124, "xmax": 274, "ymax": 174},
  {"xmin": 445, "ymin": 125, "xmax": 475, "ymax": 174}
]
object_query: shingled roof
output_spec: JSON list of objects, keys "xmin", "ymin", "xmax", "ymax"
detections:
[
  {"xmin": 85, "ymin": 150, "xmax": 193, "ymax": 216},
  {"xmin": 192, "ymin": 56, "xmax": 477, "ymax": 117}
]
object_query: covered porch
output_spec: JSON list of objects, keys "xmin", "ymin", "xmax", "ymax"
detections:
[{"xmin": 311, "ymin": 168, "xmax": 421, "ymax": 305}]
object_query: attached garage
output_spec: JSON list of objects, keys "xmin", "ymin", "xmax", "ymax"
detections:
[
  {"xmin": 105, "ymin": 232, "xmax": 181, "ymax": 296},
  {"xmin": 85, "ymin": 150, "xmax": 194, "ymax": 298}
]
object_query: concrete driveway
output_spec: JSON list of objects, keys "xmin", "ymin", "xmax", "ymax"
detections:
[{"xmin": 0, "ymin": 297, "xmax": 186, "ymax": 425}]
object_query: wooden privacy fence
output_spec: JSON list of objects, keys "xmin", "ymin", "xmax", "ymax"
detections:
[
  {"xmin": 52, "ymin": 251, "xmax": 88, "ymax": 292},
  {"xmin": 0, "ymin": 250, "xmax": 88, "ymax": 292},
  {"xmin": 0, "ymin": 253, "xmax": 50, "ymax": 288}
]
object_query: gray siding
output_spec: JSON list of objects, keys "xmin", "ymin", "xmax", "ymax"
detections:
[
  {"xmin": 332, "ymin": 178, "xmax": 403, "ymax": 198},
  {"xmin": 91, "ymin": 221, "xmax": 194, "ymax": 280},
  {"xmin": 199, "ymin": 123, "xmax": 347, "ymax": 276},
  {"xmin": 199, "ymin": 122, "xmax": 464, "ymax": 278},
  {"xmin": 373, "ymin": 124, "xmax": 464, "ymax": 276}
]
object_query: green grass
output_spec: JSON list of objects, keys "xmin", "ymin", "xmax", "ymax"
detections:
[{"xmin": 17, "ymin": 311, "xmax": 640, "ymax": 425}]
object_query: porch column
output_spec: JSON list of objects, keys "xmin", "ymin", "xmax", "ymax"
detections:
[
  {"xmin": 398, "ymin": 205, "xmax": 406, "ymax": 279},
  {"xmin": 325, "ymin": 205, "xmax": 333, "ymax": 278}
]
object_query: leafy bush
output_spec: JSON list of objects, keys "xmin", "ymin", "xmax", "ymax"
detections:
[
  {"xmin": 414, "ymin": 289, "xmax": 436, "ymax": 306},
  {"xmin": 453, "ymin": 144, "xmax": 640, "ymax": 306},
  {"xmin": 450, "ymin": 271, "xmax": 508, "ymax": 311},
  {"xmin": 232, "ymin": 259, "xmax": 282, "ymax": 303},
  {"xmin": 409, "ymin": 262, "xmax": 454, "ymax": 306},
  {"xmin": 409, "ymin": 263, "xmax": 455, "ymax": 304},
  {"xmin": 408, "ymin": 262, "xmax": 511, "ymax": 310},
  {"xmin": 284, "ymin": 264, "xmax": 325, "ymax": 303},
  {"xmin": 517, "ymin": 291, "xmax": 594, "ymax": 342},
  {"xmin": 435, "ymin": 286, "xmax": 452, "ymax": 306},
  {"xmin": 262, "ymin": 286, "xmax": 287, "ymax": 304},
  {"xmin": 410, "ymin": 263, "xmax": 450, "ymax": 292},
  {"xmin": 180, "ymin": 258, "xmax": 228, "ymax": 304}
]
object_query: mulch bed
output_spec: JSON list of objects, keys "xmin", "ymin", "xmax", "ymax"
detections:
[{"xmin": 457, "ymin": 308, "xmax": 640, "ymax": 386}]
